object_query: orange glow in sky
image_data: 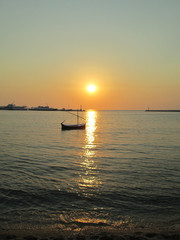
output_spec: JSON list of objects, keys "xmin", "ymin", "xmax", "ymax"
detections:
[{"xmin": 0, "ymin": 1, "xmax": 180, "ymax": 110}]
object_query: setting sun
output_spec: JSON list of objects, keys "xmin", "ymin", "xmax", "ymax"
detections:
[{"xmin": 87, "ymin": 84, "xmax": 96, "ymax": 93}]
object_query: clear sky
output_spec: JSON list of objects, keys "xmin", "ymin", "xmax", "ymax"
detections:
[{"xmin": 0, "ymin": 0, "xmax": 179, "ymax": 110}]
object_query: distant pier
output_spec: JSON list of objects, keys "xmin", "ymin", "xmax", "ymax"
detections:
[{"xmin": 145, "ymin": 109, "xmax": 180, "ymax": 112}]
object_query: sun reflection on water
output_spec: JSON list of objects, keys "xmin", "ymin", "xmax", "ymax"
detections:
[
  {"xmin": 85, "ymin": 110, "xmax": 97, "ymax": 149},
  {"xmin": 78, "ymin": 110, "xmax": 101, "ymax": 191}
]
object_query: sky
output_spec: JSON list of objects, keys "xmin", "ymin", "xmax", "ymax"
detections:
[{"xmin": 0, "ymin": 0, "xmax": 180, "ymax": 110}]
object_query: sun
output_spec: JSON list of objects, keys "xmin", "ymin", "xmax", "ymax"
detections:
[{"xmin": 87, "ymin": 84, "xmax": 96, "ymax": 93}]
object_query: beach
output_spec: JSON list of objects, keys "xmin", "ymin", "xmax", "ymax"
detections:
[{"xmin": 1, "ymin": 227, "xmax": 180, "ymax": 240}]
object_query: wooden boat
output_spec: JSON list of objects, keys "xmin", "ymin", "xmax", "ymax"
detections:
[
  {"xmin": 61, "ymin": 108, "xmax": 86, "ymax": 130},
  {"xmin": 61, "ymin": 122, "xmax": 85, "ymax": 130}
]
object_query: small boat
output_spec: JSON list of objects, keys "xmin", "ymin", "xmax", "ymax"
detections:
[
  {"xmin": 61, "ymin": 108, "xmax": 86, "ymax": 130},
  {"xmin": 61, "ymin": 122, "xmax": 86, "ymax": 130}
]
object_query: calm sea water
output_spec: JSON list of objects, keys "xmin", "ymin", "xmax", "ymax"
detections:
[{"xmin": 0, "ymin": 110, "xmax": 179, "ymax": 231}]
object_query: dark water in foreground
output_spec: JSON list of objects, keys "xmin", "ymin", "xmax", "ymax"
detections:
[{"xmin": 0, "ymin": 110, "xmax": 179, "ymax": 231}]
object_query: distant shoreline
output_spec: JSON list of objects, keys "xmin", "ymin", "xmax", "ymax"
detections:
[
  {"xmin": 1, "ymin": 104, "xmax": 180, "ymax": 112},
  {"xmin": 0, "ymin": 104, "xmax": 85, "ymax": 112}
]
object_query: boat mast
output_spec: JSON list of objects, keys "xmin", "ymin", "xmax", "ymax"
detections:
[{"xmin": 77, "ymin": 109, "xmax": 79, "ymax": 125}]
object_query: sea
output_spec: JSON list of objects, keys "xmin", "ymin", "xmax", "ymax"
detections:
[{"xmin": 0, "ymin": 110, "xmax": 179, "ymax": 232}]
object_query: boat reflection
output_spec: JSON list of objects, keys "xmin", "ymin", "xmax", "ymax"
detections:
[{"xmin": 78, "ymin": 110, "xmax": 101, "ymax": 192}]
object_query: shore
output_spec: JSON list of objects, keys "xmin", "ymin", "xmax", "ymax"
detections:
[{"xmin": 0, "ymin": 227, "xmax": 179, "ymax": 240}]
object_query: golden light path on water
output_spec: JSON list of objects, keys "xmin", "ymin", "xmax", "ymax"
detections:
[
  {"xmin": 79, "ymin": 110, "xmax": 100, "ymax": 190},
  {"xmin": 73, "ymin": 111, "xmax": 129, "ymax": 228},
  {"xmin": 73, "ymin": 110, "xmax": 108, "ymax": 226}
]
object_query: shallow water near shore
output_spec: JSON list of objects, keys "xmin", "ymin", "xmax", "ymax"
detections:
[{"xmin": 0, "ymin": 110, "xmax": 180, "ymax": 233}]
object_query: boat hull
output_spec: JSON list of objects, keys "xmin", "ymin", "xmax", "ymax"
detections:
[{"xmin": 61, "ymin": 122, "xmax": 86, "ymax": 130}]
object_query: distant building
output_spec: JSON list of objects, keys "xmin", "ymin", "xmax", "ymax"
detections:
[
  {"xmin": 0, "ymin": 104, "xmax": 27, "ymax": 110},
  {"xmin": 29, "ymin": 106, "xmax": 58, "ymax": 111}
]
